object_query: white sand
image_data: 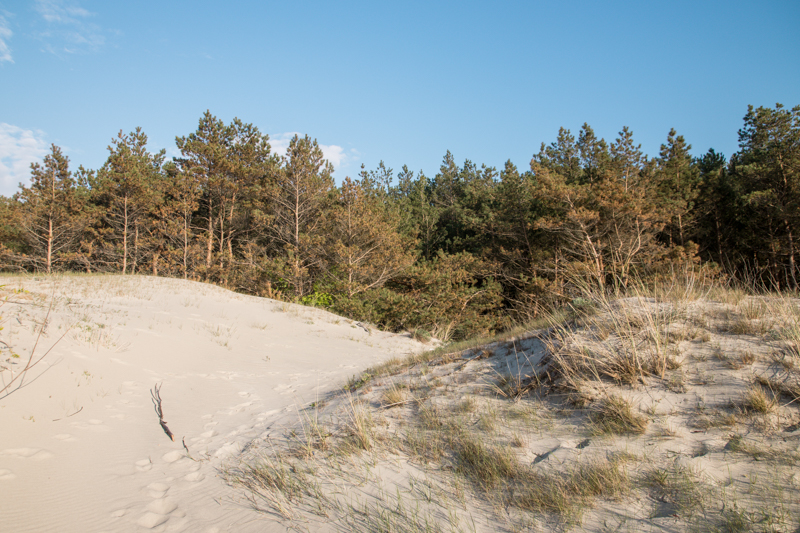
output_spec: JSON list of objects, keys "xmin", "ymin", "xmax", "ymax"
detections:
[{"xmin": 0, "ymin": 275, "xmax": 425, "ymax": 532}]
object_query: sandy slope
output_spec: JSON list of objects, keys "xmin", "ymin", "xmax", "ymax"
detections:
[
  {"xmin": 224, "ymin": 293, "xmax": 800, "ymax": 532},
  {"xmin": 0, "ymin": 275, "xmax": 426, "ymax": 533}
]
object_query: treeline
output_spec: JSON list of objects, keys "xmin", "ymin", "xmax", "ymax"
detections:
[{"xmin": 1, "ymin": 104, "xmax": 798, "ymax": 340}]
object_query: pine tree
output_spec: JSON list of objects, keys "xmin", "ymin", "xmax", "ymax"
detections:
[
  {"xmin": 175, "ymin": 112, "xmax": 233, "ymax": 275},
  {"xmin": 268, "ymin": 134, "xmax": 334, "ymax": 297},
  {"xmin": 735, "ymin": 103, "xmax": 800, "ymax": 288},
  {"xmin": 394, "ymin": 166, "xmax": 441, "ymax": 260},
  {"xmin": 93, "ymin": 129, "xmax": 165, "ymax": 274},
  {"xmin": 175, "ymin": 112, "xmax": 276, "ymax": 280},
  {"xmin": 656, "ymin": 129, "xmax": 700, "ymax": 247},
  {"xmin": 322, "ymin": 176, "xmax": 416, "ymax": 297},
  {"xmin": 154, "ymin": 162, "xmax": 203, "ymax": 278},
  {"xmin": 16, "ymin": 145, "xmax": 87, "ymax": 273},
  {"xmin": 691, "ymin": 149, "xmax": 735, "ymax": 264}
]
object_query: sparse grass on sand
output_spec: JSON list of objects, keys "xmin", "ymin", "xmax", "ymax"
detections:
[{"xmin": 224, "ymin": 275, "xmax": 800, "ymax": 532}]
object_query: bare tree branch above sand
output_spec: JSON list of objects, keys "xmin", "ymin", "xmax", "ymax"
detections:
[{"xmin": 0, "ymin": 294, "xmax": 69, "ymax": 400}]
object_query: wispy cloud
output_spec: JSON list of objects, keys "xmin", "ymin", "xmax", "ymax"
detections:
[
  {"xmin": 33, "ymin": 0, "xmax": 105, "ymax": 55},
  {"xmin": 0, "ymin": 124, "xmax": 49, "ymax": 197},
  {"xmin": 269, "ymin": 132, "xmax": 355, "ymax": 172},
  {"xmin": 35, "ymin": 0, "xmax": 91, "ymax": 23},
  {"xmin": 0, "ymin": 15, "xmax": 12, "ymax": 63}
]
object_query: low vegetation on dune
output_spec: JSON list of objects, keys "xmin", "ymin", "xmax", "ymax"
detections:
[{"xmin": 225, "ymin": 279, "xmax": 800, "ymax": 532}]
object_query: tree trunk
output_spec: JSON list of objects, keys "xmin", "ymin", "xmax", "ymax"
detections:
[
  {"xmin": 46, "ymin": 217, "xmax": 53, "ymax": 274},
  {"xmin": 133, "ymin": 224, "xmax": 139, "ymax": 274},
  {"xmin": 227, "ymin": 196, "xmax": 236, "ymax": 265},
  {"xmin": 183, "ymin": 214, "xmax": 189, "ymax": 279},
  {"xmin": 122, "ymin": 195, "xmax": 129, "ymax": 274},
  {"xmin": 218, "ymin": 213, "xmax": 224, "ymax": 269},
  {"xmin": 785, "ymin": 218, "xmax": 798, "ymax": 290},
  {"xmin": 206, "ymin": 198, "xmax": 213, "ymax": 270}
]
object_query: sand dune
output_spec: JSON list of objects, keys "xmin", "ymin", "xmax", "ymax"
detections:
[{"xmin": 0, "ymin": 275, "xmax": 426, "ymax": 532}]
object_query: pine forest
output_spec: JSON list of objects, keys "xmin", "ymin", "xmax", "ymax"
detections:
[{"xmin": 2, "ymin": 104, "xmax": 799, "ymax": 341}]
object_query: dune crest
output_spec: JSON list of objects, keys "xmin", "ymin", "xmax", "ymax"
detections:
[{"xmin": 0, "ymin": 275, "xmax": 425, "ymax": 532}]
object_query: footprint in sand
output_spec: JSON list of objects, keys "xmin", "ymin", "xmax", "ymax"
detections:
[
  {"xmin": 238, "ymin": 391, "xmax": 250, "ymax": 397},
  {"xmin": 110, "ymin": 508, "xmax": 127, "ymax": 518},
  {"xmin": 135, "ymin": 459, "xmax": 152, "ymax": 472},
  {"xmin": 0, "ymin": 468, "xmax": 16, "ymax": 480},
  {"xmin": 214, "ymin": 442, "xmax": 241, "ymax": 459},
  {"xmin": 137, "ymin": 512, "xmax": 169, "ymax": 529},
  {"xmin": 183, "ymin": 471, "xmax": 204, "ymax": 482},
  {"xmin": 161, "ymin": 450, "xmax": 184, "ymax": 463},
  {"xmin": 200, "ymin": 430, "xmax": 217, "ymax": 439},
  {"xmin": 147, "ymin": 498, "xmax": 178, "ymax": 514},
  {"xmin": 227, "ymin": 401, "xmax": 253, "ymax": 414},
  {"xmin": 53, "ymin": 433, "xmax": 75, "ymax": 441},
  {"xmin": 88, "ymin": 419, "xmax": 103, "ymax": 425},
  {"xmin": 1, "ymin": 448, "xmax": 54, "ymax": 460},
  {"xmin": 146, "ymin": 482, "xmax": 170, "ymax": 499}
]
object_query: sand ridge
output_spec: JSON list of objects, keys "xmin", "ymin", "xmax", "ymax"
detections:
[{"xmin": 0, "ymin": 274, "xmax": 426, "ymax": 532}]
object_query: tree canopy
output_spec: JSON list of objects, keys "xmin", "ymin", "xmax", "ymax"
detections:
[{"xmin": 2, "ymin": 104, "xmax": 797, "ymax": 340}]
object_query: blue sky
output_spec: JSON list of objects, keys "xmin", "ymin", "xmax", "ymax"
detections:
[{"xmin": 1, "ymin": 0, "xmax": 798, "ymax": 196}]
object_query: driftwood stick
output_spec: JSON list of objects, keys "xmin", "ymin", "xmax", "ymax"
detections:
[{"xmin": 151, "ymin": 383, "xmax": 174, "ymax": 441}]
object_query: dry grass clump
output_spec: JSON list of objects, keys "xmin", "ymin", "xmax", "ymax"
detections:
[
  {"xmin": 722, "ymin": 315, "xmax": 774, "ymax": 336},
  {"xmin": 740, "ymin": 384, "xmax": 778, "ymax": 414},
  {"xmin": 644, "ymin": 464, "xmax": 705, "ymax": 517},
  {"xmin": 755, "ymin": 374, "xmax": 800, "ymax": 404},
  {"xmin": 713, "ymin": 344, "xmax": 758, "ymax": 369},
  {"xmin": 542, "ymin": 295, "xmax": 684, "ymax": 394},
  {"xmin": 223, "ymin": 452, "xmax": 321, "ymax": 520},
  {"xmin": 588, "ymin": 395, "xmax": 649, "ymax": 435},
  {"xmin": 288, "ymin": 408, "xmax": 332, "ymax": 458},
  {"xmin": 440, "ymin": 428, "xmax": 630, "ymax": 519},
  {"xmin": 380, "ymin": 382, "xmax": 407, "ymax": 407},
  {"xmin": 452, "ymin": 431, "xmax": 517, "ymax": 488},
  {"xmin": 494, "ymin": 372, "xmax": 538, "ymax": 401},
  {"xmin": 692, "ymin": 409, "xmax": 738, "ymax": 430},
  {"xmin": 666, "ymin": 370, "xmax": 688, "ymax": 393},
  {"xmin": 725, "ymin": 434, "xmax": 800, "ymax": 464},
  {"xmin": 513, "ymin": 458, "xmax": 630, "ymax": 518},
  {"xmin": 342, "ymin": 396, "xmax": 376, "ymax": 452}
]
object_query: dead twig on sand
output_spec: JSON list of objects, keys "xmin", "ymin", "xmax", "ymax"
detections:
[
  {"xmin": 151, "ymin": 383, "xmax": 175, "ymax": 441},
  {"xmin": 52, "ymin": 406, "xmax": 83, "ymax": 422}
]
